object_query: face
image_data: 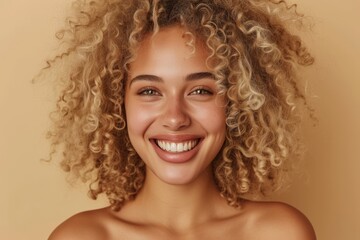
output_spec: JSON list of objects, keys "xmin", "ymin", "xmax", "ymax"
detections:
[{"xmin": 125, "ymin": 26, "xmax": 226, "ymax": 185}]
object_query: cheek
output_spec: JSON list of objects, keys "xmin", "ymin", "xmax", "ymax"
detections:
[
  {"xmin": 194, "ymin": 103, "xmax": 226, "ymax": 134},
  {"xmin": 125, "ymin": 103, "xmax": 155, "ymax": 137}
]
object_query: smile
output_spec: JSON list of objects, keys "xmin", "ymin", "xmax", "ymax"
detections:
[{"xmin": 156, "ymin": 139, "xmax": 200, "ymax": 153}]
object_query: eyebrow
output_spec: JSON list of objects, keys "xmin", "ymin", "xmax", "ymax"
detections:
[
  {"xmin": 185, "ymin": 72, "xmax": 215, "ymax": 81},
  {"xmin": 129, "ymin": 72, "xmax": 215, "ymax": 86}
]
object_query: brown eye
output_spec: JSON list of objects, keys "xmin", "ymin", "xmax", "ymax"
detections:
[
  {"xmin": 190, "ymin": 88, "xmax": 213, "ymax": 95},
  {"xmin": 138, "ymin": 88, "xmax": 160, "ymax": 96}
]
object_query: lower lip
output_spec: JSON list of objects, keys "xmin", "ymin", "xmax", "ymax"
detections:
[{"xmin": 151, "ymin": 140, "xmax": 202, "ymax": 164}]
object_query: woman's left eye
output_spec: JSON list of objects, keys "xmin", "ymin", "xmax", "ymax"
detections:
[{"xmin": 190, "ymin": 88, "xmax": 213, "ymax": 95}]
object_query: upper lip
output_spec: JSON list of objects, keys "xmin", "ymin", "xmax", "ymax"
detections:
[{"xmin": 149, "ymin": 134, "xmax": 203, "ymax": 142}]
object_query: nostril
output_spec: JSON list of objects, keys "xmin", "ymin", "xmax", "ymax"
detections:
[
  {"xmin": 162, "ymin": 115, "xmax": 191, "ymax": 130},
  {"xmin": 162, "ymin": 114, "xmax": 190, "ymax": 130},
  {"xmin": 161, "ymin": 100, "xmax": 191, "ymax": 130}
]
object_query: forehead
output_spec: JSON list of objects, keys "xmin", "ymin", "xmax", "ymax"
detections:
[
  {"xmin": 140, "ymin": 26, "xmax": 200, "ymax": 51},
  {"xmin": 129, "ymin": 26, "xmax": 210, "ymax": 73}
]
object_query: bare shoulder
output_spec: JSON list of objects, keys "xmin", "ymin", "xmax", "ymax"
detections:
[
  {"xmin": 242, "ymin": 200, "xmax": 316, "ymax": 240},
  {"xmin": 48, "ymin": 207, "xmax": 112, "ymax": 240}
]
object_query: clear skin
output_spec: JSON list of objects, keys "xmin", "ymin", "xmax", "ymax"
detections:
[
  {"xmin": 125, "ymin": 25, "xmax": 226, "ymax": 186},
  {"xmin": 48, "ymin": 26, "xmax": 316, "ymax": 240}
]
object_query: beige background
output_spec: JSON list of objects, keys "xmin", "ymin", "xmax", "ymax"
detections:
[{"xmin": 0, "ymin": 0, "xmax": 359, "ymax": 239}]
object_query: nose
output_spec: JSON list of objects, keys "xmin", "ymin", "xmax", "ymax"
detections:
[{"xmin": 161, "ymin": 96, "xmax": 191, "ymax": 131}]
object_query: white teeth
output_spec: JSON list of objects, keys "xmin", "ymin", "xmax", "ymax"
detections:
[
  {"xmin": 176, "ymin": 143, "xmax": 183, "ymax": 152},
  {"xmin": 171, "ymin": 143, "xmax": 176, "ymax": 152},
  {"xmin": 156, "ymin": 140, "xmax": 199, "ymax": 153},
  {"xmin": 183, "ymin": 142, "xmax": 188, "ymax": 151}
]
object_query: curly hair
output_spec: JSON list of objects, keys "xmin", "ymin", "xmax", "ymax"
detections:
[{"xmin": 43, "ymin": 0, "xmax": 314, "ymax": 210}]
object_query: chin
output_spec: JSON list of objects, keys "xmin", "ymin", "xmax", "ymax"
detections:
[{"xmin": 152, "ymin": 168, "xmax": 201, "ymax": 186}]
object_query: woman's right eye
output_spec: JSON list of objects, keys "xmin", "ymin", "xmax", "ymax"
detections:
[{"xmin": 137, "ymin": 88, "xmax": 161, "ymax": 96}]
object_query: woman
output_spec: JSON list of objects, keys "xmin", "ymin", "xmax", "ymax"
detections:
[{"xmin": 47, "ymin": 0, "xmax": 316, "ymax": 239}]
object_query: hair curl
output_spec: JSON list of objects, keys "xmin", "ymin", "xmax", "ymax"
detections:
[{"xmin": 43, "ymin": 0, "xmax": 314, "ymax": 210}]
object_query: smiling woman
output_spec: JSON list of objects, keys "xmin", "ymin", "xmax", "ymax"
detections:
[
  {"xmin": 125, "ymin": 26, "xmax": 226, "ymax": 184},
  {"xmin": 43, "ymin": 0, "xmax": 316, "ymax": 239}
]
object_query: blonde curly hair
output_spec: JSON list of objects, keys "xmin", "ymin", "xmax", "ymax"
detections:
[{"xmin": 44, "ymin": 0, "xmax": 314, "ymax": 210}]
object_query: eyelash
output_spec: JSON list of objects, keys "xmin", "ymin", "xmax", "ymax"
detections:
[
  {"xmin": 189, "ymin": 87, "xmax": 213, "ymax": 95},
  {"xmin": 138, "ymin": 87, "xmax": 160, "ymax": 96},
  {"xmin": 137, "ymin": 87, "xmax": 213, "ymax": 96}
]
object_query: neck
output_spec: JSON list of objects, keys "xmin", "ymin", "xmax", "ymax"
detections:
[{"xmin": 129, "ymin": 167, "xmax": 226, "ymax": 232}]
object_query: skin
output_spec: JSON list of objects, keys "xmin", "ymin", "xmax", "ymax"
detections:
[{"xmin": 48, "ymin": 26, "xmax": 316, "ymax": 240}]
